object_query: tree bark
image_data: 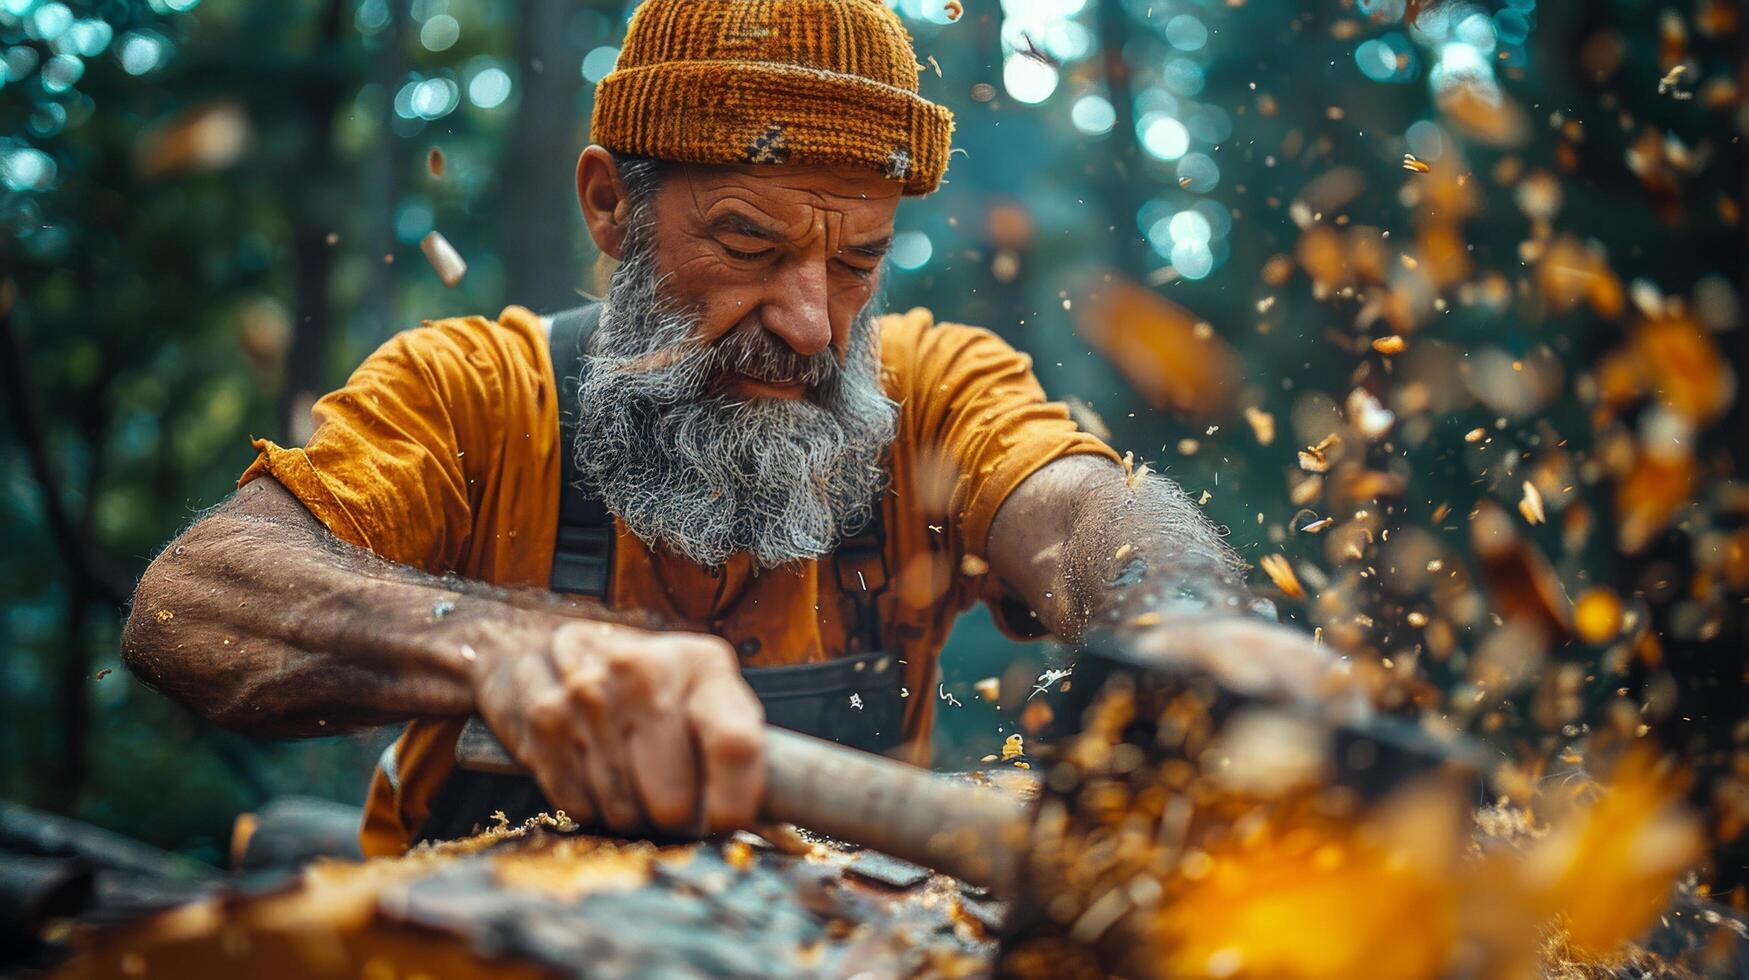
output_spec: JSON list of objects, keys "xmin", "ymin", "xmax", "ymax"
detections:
[
  {"xmin": 504, "ymin": 0, "xmax": 587, "ymax": 312},
  {"xmin": 279, "ymin": 0, "xmax": 349, "ymax": 442}
]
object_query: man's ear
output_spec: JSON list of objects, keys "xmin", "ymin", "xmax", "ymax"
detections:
[{"xmin": 577, "ymin": 145, "xmax": 631, "ymax": 260}]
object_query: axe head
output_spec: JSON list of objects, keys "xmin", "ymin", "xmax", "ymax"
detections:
[{"xmin": 999, "ymin": 635, "xmax": 1494, "ymax": 977}]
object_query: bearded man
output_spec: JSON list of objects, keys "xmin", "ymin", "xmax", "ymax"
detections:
[{"xmin": 122, "ymin": 0, "xmax": 1346, "ymax": 856}]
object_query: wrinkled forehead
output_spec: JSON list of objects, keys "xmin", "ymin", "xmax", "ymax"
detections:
[{"xmin": 663, "ymin": 162, "xmax": 903, "ymax": 241}]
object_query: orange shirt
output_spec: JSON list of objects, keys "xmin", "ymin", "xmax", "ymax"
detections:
[{"xmin": 240, "ymin": 305, "xmax": 1116, "ymax": 856}]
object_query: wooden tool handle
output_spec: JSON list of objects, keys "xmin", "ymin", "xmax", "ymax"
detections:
[{"xmin": 455, "ymin": 716, "xmax": 1027, "ymax": 890}]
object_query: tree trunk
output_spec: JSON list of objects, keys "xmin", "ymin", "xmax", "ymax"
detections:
[
  {"xmin": 1095, "ymin": 0, "xmax": 1148, "ymax": 281},
  {"xmin": 504, "ymin": 0, "xmax": 587, "ymax": 312},
  {"xmin": 279, "ymin": 0, "xmax": 349, "ymax": 442}
]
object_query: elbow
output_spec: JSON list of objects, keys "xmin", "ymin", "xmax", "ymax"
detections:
[
  {"xmin": 120, "ymin": 525, "xmax": 249, "ymax": 727},
  {"xmin": 120, "ymin": 545, "xmax": 181, "ymax": 692}
]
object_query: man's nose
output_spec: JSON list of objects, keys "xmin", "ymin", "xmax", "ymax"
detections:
[{"xmin": 757, "ymin": 255, "xmax": 832, "ymax": 358}]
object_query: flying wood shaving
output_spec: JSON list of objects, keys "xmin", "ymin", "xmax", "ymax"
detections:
[
  {"xmin": 942, "ymin": 0, "xmax": 963, "ymax": 21},
  {"xmin": 427, "ymin": 146, "xmax": 445, "ymax": 178},
  {"xmin": 960, "ymin": 554, "xmax": 990, "ymax": 577},
  {"xmin": 926, "ymin": 54, "xmax": 942, "ymax": 77},
  {"xmin": 1465, "ymin": 427, "xmax": 1487, "ymax": 443},
  {"xmin": 1244, "ymin": 406, "xmax": 1276, "ymax": 446},
  {"xmin": 1371, "ymin": 335, "xmax": 1406, "ymax": 355},
  {"xmin": 1300, "ymin": 517, "xmax": 1334, "ymax": 534},
  {"xmin": 1259, "ymin": 554, "xmax": 1305, "ymax": 598},
  {"xmin": 1519, "ymin": 481, "xmax": 1547, "ymax": 525},
  {"xmin": 974, "ymin": 677, "xmax": 1000, "ymax": 701},
  {"xmin": 420, "ymin": 231, "xmax": 468, "ymax": 287},
  {"xmin": 1075, "ymin": 274, "xmax": 1240, "ymax": 416},
  {"xmin": 1064, "ymin": 395, "xmax": 1113, "ymax": 440},
  {"xmin": 1403, "ymin": 153, "xmax": 1431, "ymax": 174},
  {"xmin": 1346, "ymin": 388, "xmax": 1396, "ymax": 440},
  {"xmin": 1657, "ymin": 63, "xmax": 1689, "ymax": 97},
  {"xmin": 1299, "ymin": 433, "xmax": 1341, "ymax": 473}
]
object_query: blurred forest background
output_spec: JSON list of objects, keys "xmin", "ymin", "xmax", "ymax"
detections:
[{"xmin": 2, "ymin": 0, "xmax": 1746, "ymax": 884}]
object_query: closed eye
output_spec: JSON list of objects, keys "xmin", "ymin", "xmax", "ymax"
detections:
[
  {"xmin": 836, "ymin": 258, "xmax": 878, "ymax": 280},
  {"xmin": 722, "ymin": 243, "xmax": 772, "ymax": 262}
]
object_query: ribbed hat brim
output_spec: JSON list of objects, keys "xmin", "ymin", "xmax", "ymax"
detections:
[{"xmin": 592, "ymin": 59, "xmax": 954, "ymax": 196}]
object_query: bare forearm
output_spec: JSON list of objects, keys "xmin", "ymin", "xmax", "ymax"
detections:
[
  {"xmin": 122, "ymin": 479, "xmax": 579, "ymax": 737},
  {"xmin": 991, "ymin": 456, "xmax": 1262, "ymax": 642}
]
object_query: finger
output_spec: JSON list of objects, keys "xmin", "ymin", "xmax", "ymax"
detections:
[
  {"xmin": 539, "ymin": 732, "xmax": 602, "ymax": 828},
  {"xmin": 686, "ymin": 670, "xmax": 766, "ymax": 834},
  {"xmin": 563, "ymin": 653, "xmax": 642, "ymax": 832},
  {"xmin": 625, "ymin": 712, "xmax": 701, "ymax": 834},
  {"xmin": 514, "ymin": 684, "xmax": 600, "ymax": 826}
]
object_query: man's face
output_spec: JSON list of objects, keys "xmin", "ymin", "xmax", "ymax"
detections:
[
  {"xmin": 569, "ymin": 161, "xmax": 903, "ymax": 570},
  {"xmin": 638, "ymin": 164, "xmax": 902, "ymax": 399}
]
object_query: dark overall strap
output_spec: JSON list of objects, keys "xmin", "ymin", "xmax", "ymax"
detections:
[
  {"xmin": 413, "ymin": 305, "xmax": 906, "ymax": 844},
  {"xmin": 548, "ymin": 305, "xmax": 614, "ymax": 597}
]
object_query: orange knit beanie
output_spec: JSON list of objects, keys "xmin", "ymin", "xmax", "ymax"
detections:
[{"xmin": 591, "ymin": 0, "xmax": 955, "ymax": 195}]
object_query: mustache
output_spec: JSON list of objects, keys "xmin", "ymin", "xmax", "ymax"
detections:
[
  {"xmin": 713, "ymin": 323, "xmax": 840, "ymax": 388},
  {"xmin": 615, "ymin": 319, "xmax": 843, "ymax": 395}
]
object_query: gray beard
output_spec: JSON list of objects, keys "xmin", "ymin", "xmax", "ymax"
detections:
[{"xmin": 570, "ymin": 231, "xmax": 899, "ymax": 570}]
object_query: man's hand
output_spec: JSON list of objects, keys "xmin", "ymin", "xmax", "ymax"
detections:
[
  {"xmin": 1121, "ymin": 613, "xmax": 1371, "ymax": 723},
  {"xmin": 470, "ymin": 620, "xmax": 767, "ymax": 835}
]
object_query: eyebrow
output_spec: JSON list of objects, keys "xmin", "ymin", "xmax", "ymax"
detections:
[
  {"xmin": 706, "ymin": 213, "xmax": 891, "ymax": 259},
  {"xmin": 707, "ymin": 214, "xmax": 782, "ymax": 242}
]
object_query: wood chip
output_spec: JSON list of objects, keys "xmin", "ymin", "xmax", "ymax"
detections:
[
  {"xmin": 1244, "ymin": 406, "xmax": 1276, "ymax": 446},
  {"xmin": 427, "ymin": 146, "xmax": 446, "ymax": 178},
  {"xmin": 1258, "ymin": 554, "xmax": 1305, "ymax": 598},
  {"xmin": 1519, "ymin": 481, "xmax": 1546, "ymax": 525},
  {"xmin": 420, "ymin": 230, "xmax": 467, "ymax": 287}
]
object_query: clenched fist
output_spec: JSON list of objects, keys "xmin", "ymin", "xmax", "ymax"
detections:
[{"xmin": 470, "ymin": 619, "xmax": 767, "ymax": 835}]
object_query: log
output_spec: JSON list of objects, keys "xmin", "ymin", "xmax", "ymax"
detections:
[
  {"xmin": 0, "ymin": 802, "xmax": 215, "ymax": 883},
  {"xmin": 57, "ymin": 816, "xmax": 1001, "ymax": 979},
  {"xmin": 230, "ymin": 796, "xmax": 365, "ymax": 872},
  {"xmin": 0, "ymin": 855, "xmax": 92, "ymax": 952}
]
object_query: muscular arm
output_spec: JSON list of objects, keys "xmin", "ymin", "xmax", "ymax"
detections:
[
  {"xmin": 122, "ymin": 476, "xmax": 766, "ymax": 833},
  {"xmin": 988, "ymin": 454, "xmax": 1261, "ymax": 642},
  {"xmin": 122, "ymin": 476, "xmax": 551, "ymax": 737},
  {"xmin": 987, "ymin": 455, "xmax": 1354, "ymax": 706}
]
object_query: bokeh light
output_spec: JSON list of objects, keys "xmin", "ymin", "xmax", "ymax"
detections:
[
  {"xmin": 890, "ymin": 230, "xmax": 932, "ymax": 271},
  {"xmin": 466, "ymin": 66, "xmax": 512, "ymax": 110},
  {"xmin": 420, "ymin": 14, "xmax": 460, "ymax": 53},
  {"xmin": 1165, "ymin": 15, "xmax": 1207, "ymax": 52},
  {"xmin": 581, "ymin": 45, "xmax": 618, "ymax": 83},
  {"xmin": 1, "ymin": 145, "xmax": 57, "ymax": 191},
  {"xmin": 116, "ymin": 31, "xmax": 165, "ymax": 75},
  {"xmin": 1070, "ymin": 93, "xmax": 1116, "ymax": 135},
  {"xmin": 1139, "ymin": 113, "xmax": 1189, "ymax": 160},
  {"xmin": 1003, "ymin": 53, "xmax": 1058, "ymax": 105}
]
